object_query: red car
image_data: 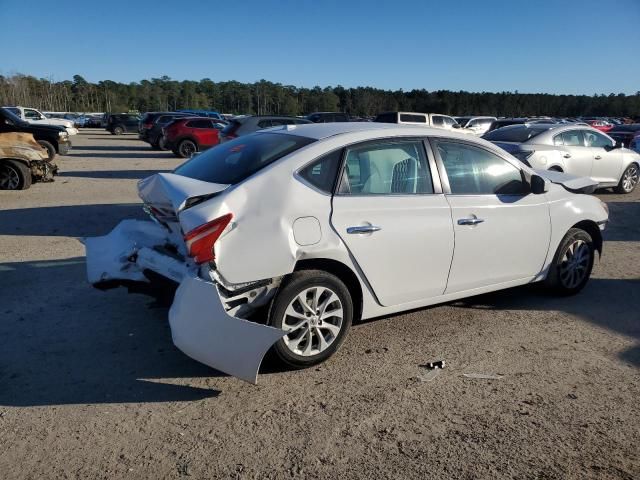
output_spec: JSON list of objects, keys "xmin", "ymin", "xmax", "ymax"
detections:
[
  {"xmin": 586, "ymin": 120, "xmax": 613, "ymax": 133},
  {"xmin": 164, "ymin": 117, "xmax": 222, "ymax": 158}
]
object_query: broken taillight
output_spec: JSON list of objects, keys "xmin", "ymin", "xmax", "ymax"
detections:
[{"xmin": 184, "ymin": 213, "xmax": 233, "ymax": 264}]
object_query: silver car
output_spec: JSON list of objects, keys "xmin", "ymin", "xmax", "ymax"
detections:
[{"xmin": 484, "ymin": 124, "xmax": 640, "ymax": 193}]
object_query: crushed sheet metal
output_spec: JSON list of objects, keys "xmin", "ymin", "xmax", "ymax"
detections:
[
  {"xmin": 84, "ymin": 219, "xmax": 170, "ymax": 284},
  {"xmin": 534, "ymin": 169, "xmax": 598, "ymax": 193},
  {"xmin": 169, "ymin": 275, "xmax": 286, "ymax": 384},
  {"xmin": 463, "ymin": 373, "xmax": 504, "ymax": 380},
  {"xmin": 138, "ymin": 173, "xmax": 229, "ymax": 214}
]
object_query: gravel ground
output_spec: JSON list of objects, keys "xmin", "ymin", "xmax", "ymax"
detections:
[{"xmin": 1, "ymin": 130, "xmax": 638, "ymax": 479}]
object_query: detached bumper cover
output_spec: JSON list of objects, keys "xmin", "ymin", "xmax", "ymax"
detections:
[{"xmin": 85, "ymin": 219, "xmax": 285, "ymax": 384}]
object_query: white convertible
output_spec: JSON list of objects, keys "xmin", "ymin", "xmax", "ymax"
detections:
[{"xmin": 86, "ymin": 123, "xmax": 609, "ymax": 383}]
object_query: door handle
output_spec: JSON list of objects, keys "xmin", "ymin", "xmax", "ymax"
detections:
[
  {"xmin": 347, "ymin": 225, "xmax": 382, "ymax": 234},
  {"xmin": 458, "ymin": 217, "xmax": 484, "ymax": 226},
  {"xmin": 594, "ymin": 155, "xmax": 602, "ymax": 160},
  {"xmin": 563, "ymin": 153, "xmax": 571, "ymax": 159}
]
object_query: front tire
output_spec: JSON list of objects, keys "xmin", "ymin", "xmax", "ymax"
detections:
[
  {"xmin": 113, "ymin": 126, "xmax": 124, "ymax": 135},
  {"xmin": 544, "ymin": 228, "xmax": 595, "ymax": 295},
  {"xmin": 268, "ymin": 270, "xmax": 353, "ymax": 368},
  {"xmin": 0, "ymin": 160, "xmax": 32, "ymax": 190},
  {"xmin": 615, "ymin": 164, "xmax": 639, "ymax": 194},
  {"xmin": 37, "ymin": 140, "xmax": 56, "ymax": 160}
]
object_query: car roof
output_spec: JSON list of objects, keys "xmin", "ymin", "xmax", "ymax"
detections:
[{"xmin": 266, "ymin": 121, "xmax": 477, "ymax": 141}]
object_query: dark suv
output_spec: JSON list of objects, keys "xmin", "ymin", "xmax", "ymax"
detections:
[
  {"xmin": 145, "ymin": 113, "xmax": 195, "ymax": 149},
  {"xmin": 105, "ymin": 113, "xmax": 141, "ymax": 135},
  {"xmin": 306, "ymin": 112, "xmax": 350, "ymax": 123},
  {"xmin": 220, "ymin": 115, "xmax": 311, "ymax": 142},
  {"xmin": 0, "ymin": 107, "xmax": 71, "ymax": 160}
]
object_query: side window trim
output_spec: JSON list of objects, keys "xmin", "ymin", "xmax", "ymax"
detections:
[
  {"xmin": 431, "ymin": 137, "xmax": 528, "ymax": 196},
  {"xmin": 294, "ymin": 147, "xmax": 344, "ymax": 196}
]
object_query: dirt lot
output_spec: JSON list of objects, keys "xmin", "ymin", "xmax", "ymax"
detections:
[{"xmin": 0, "ymin": 130, "xmax": 638, "ymax": 479}]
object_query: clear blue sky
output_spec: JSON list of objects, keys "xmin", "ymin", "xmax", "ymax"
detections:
[{"xmin": 1, "ymin": 0, "xmax": 639, "ymax": 95}]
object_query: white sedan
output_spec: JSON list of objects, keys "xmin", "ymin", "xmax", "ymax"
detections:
[{"xmin": 86, "ymin": 123, "xmax": 609, "ymax": 383}]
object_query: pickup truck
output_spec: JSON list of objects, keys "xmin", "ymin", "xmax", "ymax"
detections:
[
  {"xmin": 2, "ymin": 106, "xmax": 79, "ymax": 135},
  {"xmin": 373, "ymin": 111, "xmax": 462, "ymax": 131},
  {"xmin": 0, "ymin": 107, "xmax": 72, "ymax": 160}
]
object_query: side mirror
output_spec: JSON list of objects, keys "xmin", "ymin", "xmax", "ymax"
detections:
[
  {"xmin": 604, "ymin": 141, "xmax": 623, "ymax": 152},
  {"xmin": 530, "ymin": 174, "xmax": 548, "ymax": 194}
]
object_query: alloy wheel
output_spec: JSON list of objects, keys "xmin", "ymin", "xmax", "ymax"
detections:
[
  {"xmin": 559, "ymin": 239, "xmax": 590, "ymax": 289},
  {"xmin": 180, "ymin": 141, "xmax": 196, "ymax": 157},
  {"xmin": 0, "ymin": 164, "xmax": 20, "ymax": 190},
  {"xmin": 622, "ymin": 165, "xmax": 639, "ymax": 193},
  {"xmin": 281, "ymin": 286, "xmax": 344, "ymax": 357}
]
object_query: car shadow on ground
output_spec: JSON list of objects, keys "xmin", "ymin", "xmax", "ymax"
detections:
[
  {"xmin": 0, "ymin": 258, "xmax": 222, "ymax": 407},
  {"xmin": 448, "ymin": 278, "xmax": 640, "ymax": 367},
  {"xmin": 59, "ymin": 170, "xmax": 171, "ymax": 180},
  {"xmin": 74, "ymin": 145, "xmax": 151, "ymax": 152},
  {"xmin": 86, "ymin": 136, "xmax": 141, "ymax": 141},
  {"xmin": 0, "ymin": 204, "xmax": 145, "ymax": 237}
]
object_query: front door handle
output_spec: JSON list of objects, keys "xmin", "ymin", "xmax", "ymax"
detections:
[
  {"xmin": 563, "ymin": 153, "xmax": 571, "ymax": 159},
  {"xmin": 347, "ymin": 225, "xmax": 382, "ymax": 234},
  {"xmin": 594, "ymin": 155, "xmax": 602, "ymax": 160},
  {"xmin": 458, "ymin": 217, "xmax": 484, "ymax": 226}
]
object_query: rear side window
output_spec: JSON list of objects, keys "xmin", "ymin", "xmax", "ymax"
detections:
[
  {"xmin": 553, "ymin": 134, "xmax": 564, "ymax": 146},
  {"xmin": 436, "ymin": 141, "xmax": 528, "ymax": 195},
  {"xmin": 561, "ymin": 130, "xmax": 585, "ymax": 147},
  {"xmin": 432, "ymin": 116, "xmax": 444, "ymax": 126},
  {"xmin": 187, "ymin": 119, "xmax": 212, "ymax": 128},
  {"xmin": 338, "ymin": 140, "xmax": 433, "ymax": 195},
  {"xmin": 298, "ymin": 149, "xmax": 342, "ymax": 193},
  {"xmin": 374, "ymin": 113, "xmax": 397, "ymax": 123},
  {"xmin": 174, "ymin": 133, "xmax": 315, "ymax": 185},
  {"xmin": 400, "ymin": 114, "xmax": 426, "ymax": 123}
]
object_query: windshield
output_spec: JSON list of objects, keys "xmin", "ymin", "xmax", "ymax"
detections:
[
  {"xmin": 174, "ymin": 132, "xmax": 316, "ymax": 185},
  {"xmin": 483, "ymin": 126, "xmax": 549, "ymax": 143}
]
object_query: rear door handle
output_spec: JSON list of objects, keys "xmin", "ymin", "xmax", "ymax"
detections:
[
  {"xmin": 347, "ymin": 225, "xmax": 382, "ymax": 234},
  {"xmin": 563, "ymin": 153, "xmax": 571, "ymax": 159},
  {"xmin": 458, "ymin": 217, "xmax": 484, "ymax": 226},
  {"xmin": 594, "ymin": 155, "xmax": 602, "ymax": 160}
]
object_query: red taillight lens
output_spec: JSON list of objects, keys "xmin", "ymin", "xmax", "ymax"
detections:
[{"xmin": 184, "ymin": 213, "xmax": 233, "ymax": 264}]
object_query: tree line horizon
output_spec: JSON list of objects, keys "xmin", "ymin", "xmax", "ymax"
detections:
[{"xmin": 1, "ymin": 74, "xmax": 639, "ymax": 118}]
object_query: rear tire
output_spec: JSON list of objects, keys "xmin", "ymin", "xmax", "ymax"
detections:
[
  {"xmin": 0, "ymin": 160, "xmax": 32, "ymax": 190},
  {"xmin": 37, "ymin": 140, "xmax": 56, "ymax": 160},
  {"xmin": 176, "ymin": 139, "xmax": 197, "ymax": 158},
  {"xmin": 614, "ymin": 164, "xmax": 639, "ymax": 194},
  {"xmin": 113, "ymin": 126, "xmax": 124, "ymax": 135},
  {"xmin": 544, "ymin": 228, "xmax": 595, "ymax": 295},
  {"xmin": 268, "ymin": 270, "xmax": 352, "ymax": 369}
]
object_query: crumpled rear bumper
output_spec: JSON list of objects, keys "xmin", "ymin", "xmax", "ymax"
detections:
[{"xmin": 85, "ymin": 219, "xmax": 285, "ymax": 384}]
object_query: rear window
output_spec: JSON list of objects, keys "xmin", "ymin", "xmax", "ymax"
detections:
[
  {"xmin": 174, "ymin": 132, "xmax": 315, "ymax": 185},
  {"xmin": 483, "ymin": 126, "xmax": 548, "ymax": 143}
]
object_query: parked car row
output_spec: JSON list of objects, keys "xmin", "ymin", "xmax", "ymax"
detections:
[
  {"xmin": 2, "ymin": 106, "xmax": 78, "ymax": 135},
  {"xmin": 482, "ymin": 123, "xmax": 640, "ymax": 194}
]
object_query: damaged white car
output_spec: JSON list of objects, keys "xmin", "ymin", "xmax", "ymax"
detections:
[{"xmin": 86, "ymin": 123, "xmax": 609, "ymax": 383}]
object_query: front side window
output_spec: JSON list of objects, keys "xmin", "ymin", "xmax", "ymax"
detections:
[
  {"xmin": 24, "ymin": 109, "xmax": 41, "ymax": 120},
  {"xmin": 561, "ymin": 130, "xmax": 585, "ymax": 147},
  {"xmin": 338, "ymin": 140, "xmax": 433, "ymax": 195},
  {"xmin": 298, "ymin": 149, "xmax": 342, "ymax": 193},
  {"xmin": 436, "ymin": 141, "xmax": 528, "ymax": 195},
  {"xmin": 432, "ymin": 116, "xmax": 444, "ymax": 126},
  {"xmin": 584, "ymin": 130, "xmax": 613, "ymax": 148}
]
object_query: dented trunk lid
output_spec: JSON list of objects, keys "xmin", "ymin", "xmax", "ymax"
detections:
[{"xmin": 138, "ymin": 173, "xmax": 230, "ymax": 218}]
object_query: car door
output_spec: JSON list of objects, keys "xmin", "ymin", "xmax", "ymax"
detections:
[
  {"xmin": 556, "ymin": 130, "xmax": 593, "ymax": 177},
  {"xmin": 583, "ymin": 129, "xmax": 623, "ymax": 184},
  {"xmin": 331, "ymin": 138, "xmax": 454, "ymax": 306},
  {"xmin": 432, "ymin": 139, "xmax": 551, "ymax": 294}
]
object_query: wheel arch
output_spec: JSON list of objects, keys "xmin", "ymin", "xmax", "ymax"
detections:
[
  {"xmin": 572, "ymin": 220, "xmax": 602, "ymax": 256},
  {"xmin": 293, "ymin": 258, "xmax": 363, "ymax": 322}
]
